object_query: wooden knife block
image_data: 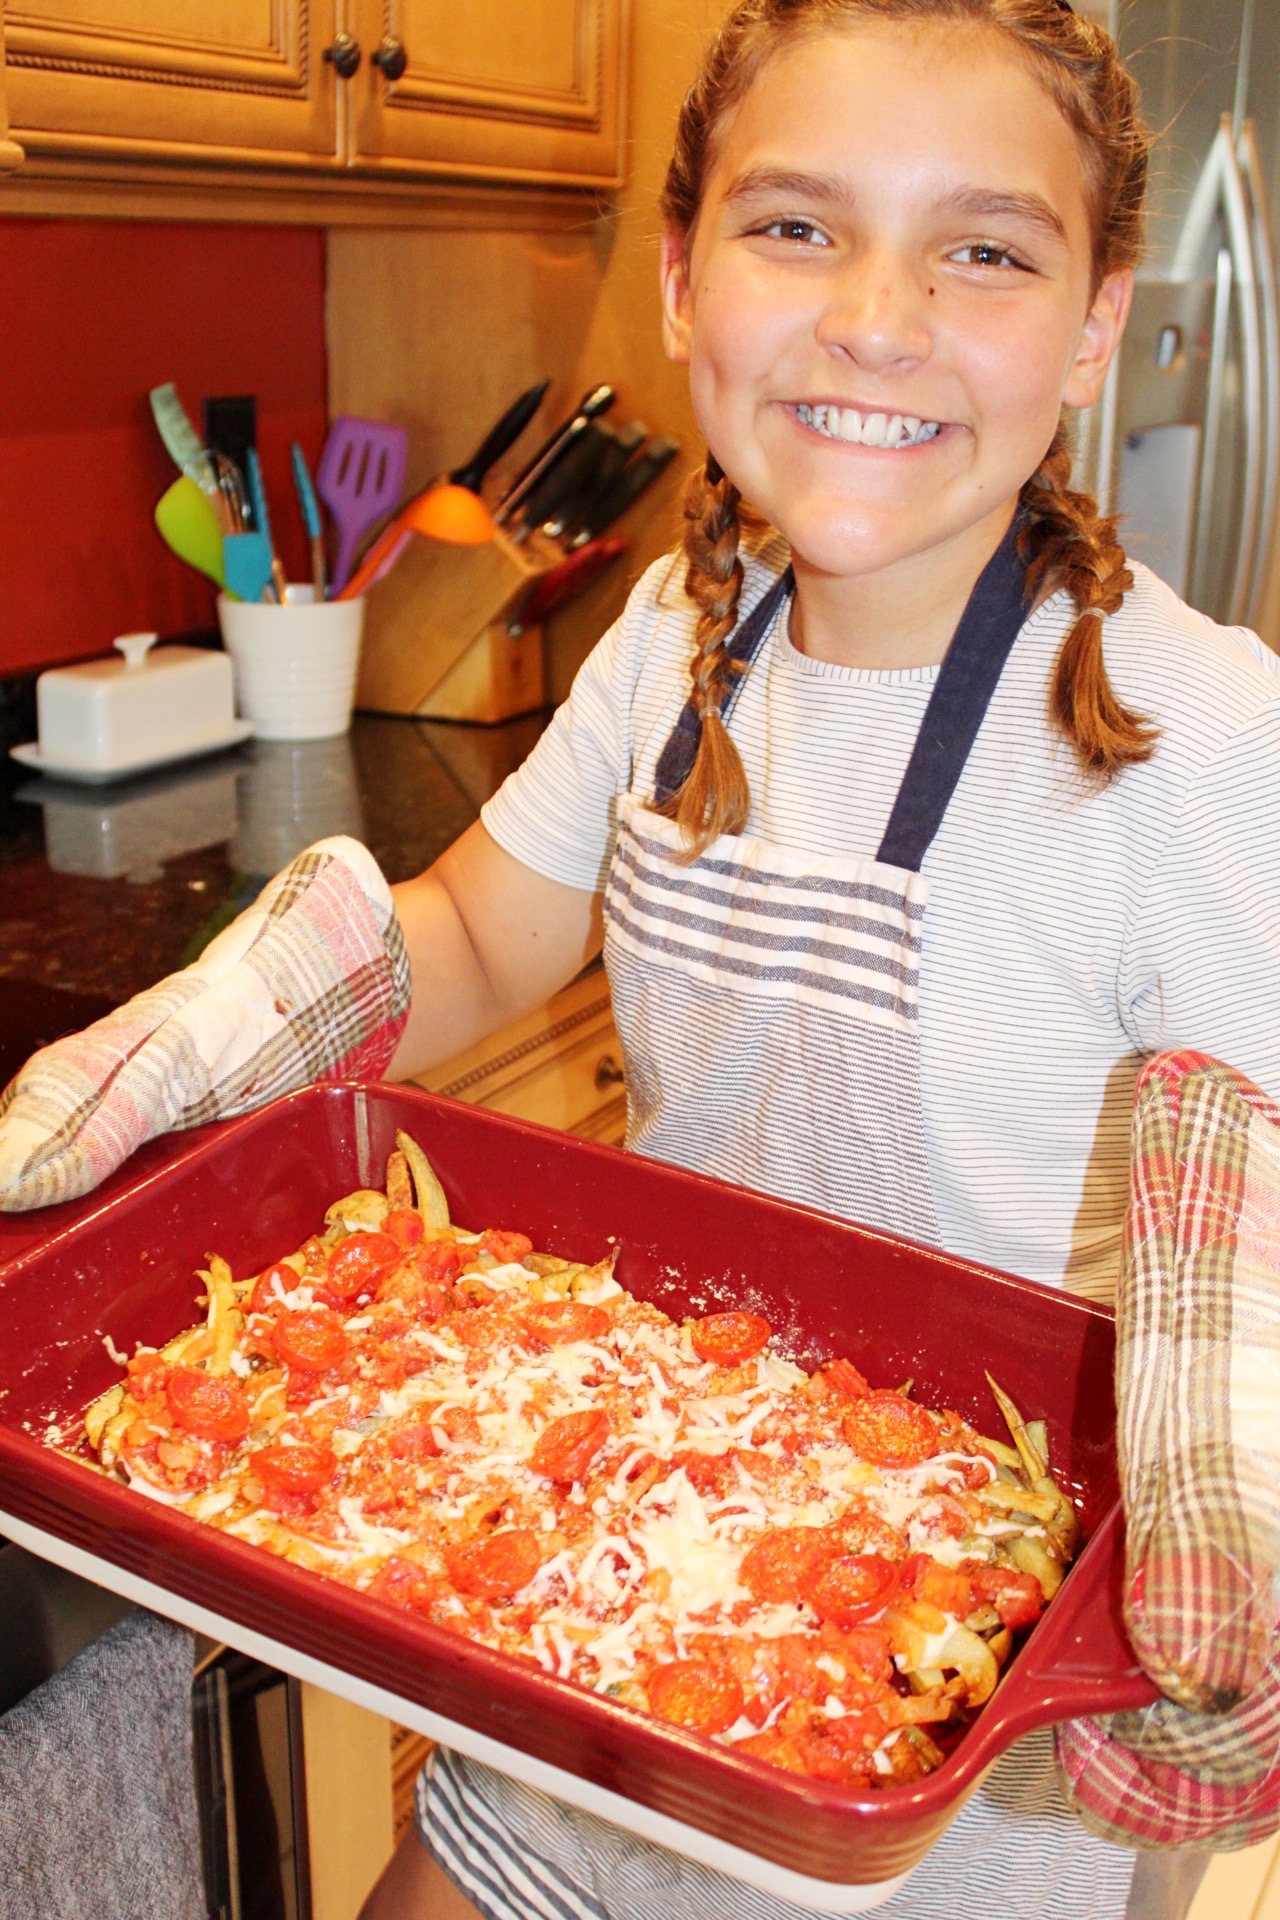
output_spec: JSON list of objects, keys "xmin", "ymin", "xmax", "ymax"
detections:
[{"xmin": 355, "ymin": 525, "xmax": 557, "ymax": 724}]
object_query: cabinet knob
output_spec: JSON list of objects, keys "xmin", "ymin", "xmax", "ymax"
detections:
[
  {"xmin": 371, "ymin": 35, "xmax": 409, "ymax": 81},
  {"xmin": 594, "ymin": 1054, "xmax": 626, "ymax": 1092},
  {"xmin": 324, "ymin": 32, "xmax": 362, "ymax": 80}
]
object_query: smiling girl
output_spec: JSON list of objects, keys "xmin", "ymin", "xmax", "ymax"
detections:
[{"xmin": 7, "ymin": 1, "xmax": 1280, "ymax": 1916}]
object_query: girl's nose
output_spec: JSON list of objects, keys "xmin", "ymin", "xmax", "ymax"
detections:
[{"xmin": 814, "ymin": 251, "xmax": 933, "ymax": 373}]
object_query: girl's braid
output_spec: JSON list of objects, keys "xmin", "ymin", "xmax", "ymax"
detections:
[
  {"xmin": 1020, "ymin": 426, "xmax": 1156, "ymax": 776},
  {"xmin": 659, "ymin": 453, "xmax": 753, "ymax": 845}
]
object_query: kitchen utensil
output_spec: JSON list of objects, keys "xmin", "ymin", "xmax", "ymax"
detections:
[
  {"xmin": 336, "ymin": 483, "xmax": 493, "ymax": 603},
  {"xmin": 0, "ymin": 1081, "xmax": 1155, "ymax": 1906},
  {"xmin": 202, "ymin": 396, "xmax": 256, "ymax": 499},
  {"xmin": 290, "ymin": 443, "xmax": 327, "ymax": 599},
  {"xmin": 148, "ymin": 381, "xmax": 205, "ymax": 475},
  {"xmin": 547, "ymin": 420, "xmax": 647, "ymax": 540},
  {"xmin": 316, "ymin": 417, "xmax": 409, "ymax": 594},
  {"xmin": 245, "ymin": 448, "xmax": 287, "ymax": 603},
  {"xmin": 495, "ymin": 384, "xmax": 615, "ymax": 527},
  {"xmin": 510, "ymin": 421, "xmax": 613, "ymax": 542},
  {"xmin": 570, "ymin": 434, "xmax": 679, "ymax": 546},
  {"xmin": 11, "ymin": 633, "xmax": 251, "ymax": 785},
  {"xmin": 507, "ymin": 537, "xmax": 627, "ymax": 633},
  {"xmin": 222, "ymin": 532, "xmax": 275, "ymax": 605},
  {"xmin": 449, "ymin": 380, "xmax": 550, "ymax": 493},
  {"xmin": 154, "ymin": 476, "xmax": 226, "ymax": 588},
  {"xmin": 218, "ymin": 588, "xmax": 365, "ymax": 740}
]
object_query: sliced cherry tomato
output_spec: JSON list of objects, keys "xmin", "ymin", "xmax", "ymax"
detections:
[
  {"xmin": 647, "ymin": 1658, "xmax": 744, "ymax": 1735},
  {"xmin": 249, "ymin": 1263, "xmax": 297, "ymax": 1314},
  {"xmin": 970, "ymin": 1564, "xmax": 1045, "ymax": 1629},
  {"xmin": 730, "ymin": 1728, "xmax": 810, "ymax": 1773},
  {"xmin": 385, "ymin": 1208, "xmax": 425, "ymax": 1248},
  {"xmin": 803, "ymin": 1552, "xmax": 900, "ymax": 1628},
  {"xmin": 739, "ymin": 1528, "xmax": 830, "ymax": 1606},
  {"xmin": 530, "ymin": 1409, "xmax": 610, "ymax": 1484},
  {"xmin": 843, "ymin": 1391, "xmax": 939, "ymax": 1468},
  {"xmin": 669, "ymin": 1449, "xmax": 734, "ymax": 1498},
  {"xmin": 166, "ymin": 1366, "xmax": 250, "ymax": 1443},
  {"xmin": 902, "ymin": 1555, "xmax": 973, "ymax": 1619},
  {"xmin": 273, "ymin": 1306, "xmax": 349, "ymax": 1372},
  {"xmin": 444, "ymin": 1528, "xmax": 543, "ymax": 1601},
  {"xmin": 388, "ymin": 1423, "xmax": 441, "ymax": 1461},
  {"xmin": 324, "ymin": 1230, "xmax": 402, "ymax": 1302},
  {"xmin": 522, "ymin": 1301, "xmax": 611, "ymax": 1348},
  {"xmin": 376, "ymin": 1266, "xmax": 452, "ymax": 1319},
  {"xmin": 253, "ymin": 1440, "xmax": 337, "ymax": 1498},
  {"xmin": 690, "ymin": 1312, "xmax": 771, "ymax": 1367},
  {"xmin": 818, "ymin": 1357, "xmax": 872, "ymax": 1402},
  {"xmin": 411, "ymin": 1239, "xmax": 468, "ymax": 1284},
  {"xmin": 480, "ymin": 1229, "xmax": 533, "ymax": 1266}
]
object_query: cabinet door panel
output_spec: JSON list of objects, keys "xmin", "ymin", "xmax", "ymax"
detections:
[
  {"xmin": 351, "ymin": 0, "xmax": 626, "ymax": 187},
  {"xmin": 6, "ymin": 0, "xmax": 342, "ymax": 165}
]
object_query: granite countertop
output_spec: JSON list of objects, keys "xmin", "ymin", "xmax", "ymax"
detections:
[{"xmin": 0, "ymin": 699, "xmax": 548, "ymax": 1078}]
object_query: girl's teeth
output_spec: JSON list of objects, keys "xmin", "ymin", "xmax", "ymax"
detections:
[{"xmin": 797, "ymin": 404, "xmax": 941, "ymax": 448}]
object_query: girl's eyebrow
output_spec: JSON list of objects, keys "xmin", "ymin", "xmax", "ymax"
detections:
[{"xmin": 722, "ymin": 170, "xmax": 1068, "ymax": 246}]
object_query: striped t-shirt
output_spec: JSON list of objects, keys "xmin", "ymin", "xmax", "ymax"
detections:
[{"xmin": 484, "ymin": 534, "xmax": 1280, "ymax": 1299}]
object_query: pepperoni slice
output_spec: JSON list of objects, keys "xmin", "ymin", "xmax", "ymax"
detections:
[
  {"xmin": 690, "ymin": 1312, "xmax": 771, "ymax": 1367},
  {"xmin": 480, "ymin": 1229, "xmax": 533, "ymax": 1266},
  {"xmin": 253, "ymin": 1440, "xmax": 337, "ymax": 1498},
  {"xmin": 385, "ymin": 1208, "xmax": 425, "ymax": 1249},
  {"xmin": 273, "ymin": 1306, "xmax": 349, "ymax": 1372},
  {"xmin": 166, "ymin": 1366, "xmax": 250, "ymax": 1443},
  {"xmin": 647, "ymin": 1658, "xmax": 744, "ymax": 1735},
  {"xmin": 843, "ymin": 1391, "xmax": 939, "ymax": 1468},
  {"xmin": 522, "ymin": 1301, "xmax": 611, "ymax": 1348},
  {"xmin": 970, "ymin": 1564, "xmax": 1045, "ymax": 1629},
  {"xmin": 445, "ymin": 1528, "xmax": 543, "ymax": 1601},
  {"xmin": 249, "ymin": 1263, "xmax": 297, "ymax": 1314},
  {"xmin": 325, "ymin": 1230, "xmax": 402, "ymax": 1302},
  {"xmin": 530, "ymin": 1409, "xmax": 610, "ymax": 1484},
  {"xmin": 803, "ymin": 1552, "xmax": 900, "ymax": 1628},
  {"xmin": 818, "ymin": 1357, "xmax": 872, "ymax": 1402},
  {"xmin": 739, "ymin": 1528, "xmax": 830, "ymax": 1606}
]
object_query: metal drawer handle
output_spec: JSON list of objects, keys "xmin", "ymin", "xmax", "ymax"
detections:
[
  {"xmin": 324, "ymin": 32, "xmax": 362, "ymax": 79},
  {"xmin": 594, "ymin": 1054, "xmax": 625, "ymax": 1091},
  {"xmin": 372, "ymin": 35, "xmax": 409, "ymax": 81}
]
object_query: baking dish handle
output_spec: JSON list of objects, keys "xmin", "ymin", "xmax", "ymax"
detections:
[{"xmin": 977, "ymin": 1507, "xmax": 1160, "ymax": 1753}]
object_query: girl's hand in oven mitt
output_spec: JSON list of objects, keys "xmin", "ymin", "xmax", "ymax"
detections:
[
  {"xmin": 1058, "ymin": 1051, "xmax": 1280, "ymax": 1848},
  {"xmin": 0, "ymin": 837, "xmax": 410, "ymax": 1212}
]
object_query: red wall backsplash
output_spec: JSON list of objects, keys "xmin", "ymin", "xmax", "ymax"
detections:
[{"xmin": 0, "ymin": 220, "xmax": 327, "ymax": 675}]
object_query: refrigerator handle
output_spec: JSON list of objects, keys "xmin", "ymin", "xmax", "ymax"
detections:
[
  {"xmin": 1239, "ymin": 119, "xmax": 1280, "ymax": 629},
  {"xmin": 1218, "ymin": 116, "xmax": 1266, "ymax": 626}
]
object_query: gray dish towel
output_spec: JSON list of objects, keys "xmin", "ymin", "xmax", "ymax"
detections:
[{"xmin": 0, "ymin": 1605, "xmax": 205, "ymax": 1920}]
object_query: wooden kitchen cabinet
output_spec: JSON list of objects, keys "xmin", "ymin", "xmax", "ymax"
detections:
[
  {"xmin": 349, "ymin": 0, "xmax": 628, "ymax": 189},
  {"xmin": 0, "ymin": 0, "xmax": 628, "ymax": 214},
  {"xmin": 415, "ymin": 965, "xmax": 627, "ymax": 1146}
]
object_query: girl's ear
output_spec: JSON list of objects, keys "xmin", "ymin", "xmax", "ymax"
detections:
[
  {"xmin": 1063, "ymin": 268, "xmax": 1133, "ymax": 412},
  {"xmin": 660, "ymin": 225, "xmax": 695, "ymax": 365}
]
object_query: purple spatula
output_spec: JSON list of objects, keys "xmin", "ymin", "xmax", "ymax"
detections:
[{"xmin": 316, "ymin": 417, "xmax": 409, "ymax": 593}]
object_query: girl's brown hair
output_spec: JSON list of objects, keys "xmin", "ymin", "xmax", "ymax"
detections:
[{"xmin": 659, "ymin": 0, "xmax": 1156, "ymax": 853}]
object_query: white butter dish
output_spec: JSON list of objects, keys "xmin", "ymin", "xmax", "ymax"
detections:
[{"xmin": 11, "ymin": 633, "xmax": 254, "ymax": 784}]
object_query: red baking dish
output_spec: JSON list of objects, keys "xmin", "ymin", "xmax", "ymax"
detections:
[{"xmin": 0, "ymin": 1082, "xmax": 1157, "ymax": 1904}]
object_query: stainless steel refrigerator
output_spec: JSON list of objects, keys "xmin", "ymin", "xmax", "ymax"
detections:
[{"xmin": 1076, "ymin": 0, "xmax": 1280, "ymax": 647}]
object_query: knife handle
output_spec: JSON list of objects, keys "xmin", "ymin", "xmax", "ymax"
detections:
[
  {"xmin": 450, "ymin": 379, "xmax": 550, "ymax": 493},
  {"xmin": 573, "ymin": 437, "xmax": 679, "ymax": 544},
  {"xmin": 511, "ymin": 537, "xmax": 627, "ymax": 632}
]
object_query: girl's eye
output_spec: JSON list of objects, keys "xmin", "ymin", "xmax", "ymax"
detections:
[
  {"xmin": 760, "ymin": 218, "xmax": 831, "ymax": 247},
  {"xmin": 950, "ymin": 242, "xmax": 1030, "ymax": 271}
]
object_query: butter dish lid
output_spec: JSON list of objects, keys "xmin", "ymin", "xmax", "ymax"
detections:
[{"xmin": 40, "ymin": 632, "xmax": 211, "ymax": 684}]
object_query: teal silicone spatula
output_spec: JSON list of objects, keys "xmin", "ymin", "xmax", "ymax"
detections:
[
  {"xmin": 154, "ymin": 476, "xmax": 225, "ymax": 588},
  {"xmin": 223, "ymin": 532, "xmax": 274, "ymax": 604}
]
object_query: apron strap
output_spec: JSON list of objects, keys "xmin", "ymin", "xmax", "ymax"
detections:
[
  {"xmin": 652, "ymin": 567, "xmax": 795, "ymax": 809},
  {"xmin": 875, "ymin": 521, "xmax": 1028, "ymax": 872}
]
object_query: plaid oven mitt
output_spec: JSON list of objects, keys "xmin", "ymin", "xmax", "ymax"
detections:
[
  {"xmin": 1058, "ymin": 1051, "xmax": 1280, "ymax": 1848},
  {"xmin": 0, "ymin": 837, "xmax": 410, "ymax": 1213}
]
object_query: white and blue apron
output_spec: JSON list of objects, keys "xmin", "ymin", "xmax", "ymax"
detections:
[{"xmin": 420, "ymin": 527, "xmax": 1193, "ymax": 1920}]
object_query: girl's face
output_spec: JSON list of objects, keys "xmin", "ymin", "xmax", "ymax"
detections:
[{"xmin": 661, "ymin": 22, "xmax": 1132, "ymax": 581}]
